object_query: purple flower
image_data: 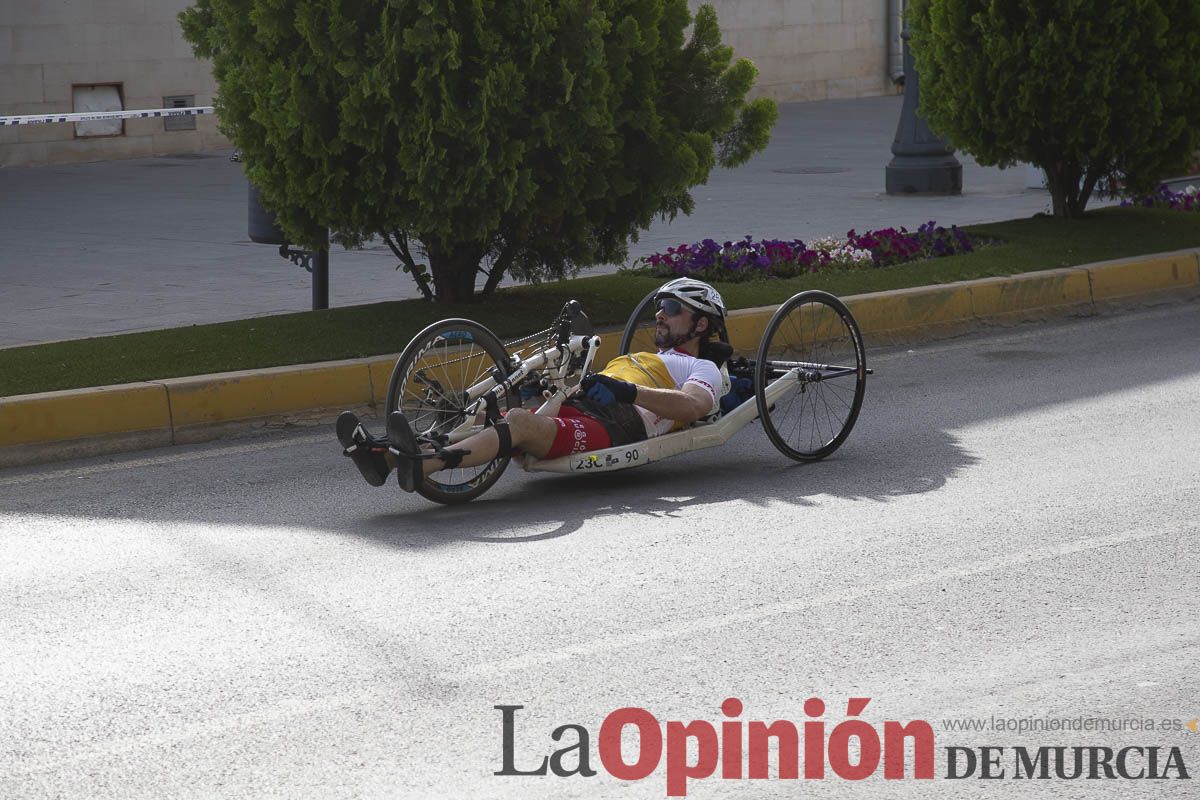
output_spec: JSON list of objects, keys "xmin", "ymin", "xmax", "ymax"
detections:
[{"xmin": 637, "ymin": 222, "xmax": 973, "ymax": 281}]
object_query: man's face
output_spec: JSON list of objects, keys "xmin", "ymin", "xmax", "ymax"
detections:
[{"xmin": 654, "ymin": 298, "xmax": 705, "ymax": 348}]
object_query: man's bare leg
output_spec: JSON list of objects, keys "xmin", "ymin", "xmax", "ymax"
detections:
[
  {"xmin": 419, "ymin": 407, "xmax": 559, "ymax": 476},
  {"xmin": 383, "ymin": 407, "xmax": 560, "ymax": 492}
]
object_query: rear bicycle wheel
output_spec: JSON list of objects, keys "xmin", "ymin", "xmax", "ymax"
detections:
[
  {"xmin": 754, "ymin": 291, "xmax": 866, "ymax": 461},
  {"xmin": 618, "ymin": 289, "xmax": 660, "ymax": 355},
  {"xmin": 385, "ymin": 320, "xmax": 515, "ymax": 504}
]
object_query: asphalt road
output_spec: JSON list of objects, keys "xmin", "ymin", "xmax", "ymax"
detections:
[{"xmin": 2, "ymin": 303, "xmax": 1198, "ymax": 798}]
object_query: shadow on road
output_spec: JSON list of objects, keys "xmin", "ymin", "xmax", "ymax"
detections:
[
  {"xmin": 350, "ymin": 424, "xmax": 978, "ymax": 548},
  {"xmin": 1, "ymin": 301, "xmax": 1197, "ymax": 549}
]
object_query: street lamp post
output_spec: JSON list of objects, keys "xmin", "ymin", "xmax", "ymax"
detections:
[
  {"xmin": 886, "ymin": 28, "xmax": 962, "ymax": 195},
  {"xmin": 247, "ymin": 181, "xmax": 330, "ymax": 310}
]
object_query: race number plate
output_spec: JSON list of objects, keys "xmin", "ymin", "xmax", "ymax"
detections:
[{"xmin": 571, "ymin": 447, "xmax": 642, "ymax": 472}]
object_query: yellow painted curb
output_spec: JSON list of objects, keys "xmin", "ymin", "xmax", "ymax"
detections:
[
  {"xmin": 724, "ymin": 306, "xmax": 776, "ymax": 353},
  {"xmin": 968, "ymin": 268, "xmax": 1092, "ymax": 318},
  {"xmin": 846, "ymin": 283, "xmax": 974, "ymax": 334},
  {"xmin": 1087, "ymin": 251, "xmax": 1200, "ymax": 300},
  {"xmin": 0, "ymin": 382, "xmax": 170, "ymax": 447},
  {"xmin": 161, "ymin": 360, "xmax": 373, "ymax": 428},
  {"xmin": 366, "ymin": 356, "xmax": 398, "ymax": 408},
  {"xmin": 3, "ymin": 249, "xmax": 1199, "ymax": 464}
]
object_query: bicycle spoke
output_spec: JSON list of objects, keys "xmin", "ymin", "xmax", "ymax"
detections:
[
  {"xmin": 387, "ymin": 319, "xmax": 516, "ymax": 503},
  {"xmin": 756, "ymin": 292, "xmax": 866, "ymax": 461}
]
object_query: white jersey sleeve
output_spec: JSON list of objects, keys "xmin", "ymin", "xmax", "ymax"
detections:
[
  {"xmin": 681, "ymin": 357, "xmax": 722, "ymax": 410},
  {"xmin": 634, "ymin": 350, "xmax": 724, "ymax": 437}
]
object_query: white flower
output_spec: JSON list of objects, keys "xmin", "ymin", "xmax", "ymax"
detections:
[
  {"xmin": 810, "ymin": 236, "xmax": 845, "ymax": 253},
  {"xmin": 820, "ymin": 244, "xmax": 873, "ymax": 268}
]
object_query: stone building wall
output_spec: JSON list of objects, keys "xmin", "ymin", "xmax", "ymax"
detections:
[
  {"xmin": 695, "ymin": 0, "xmax": 900, "ymax": 103},
  {"xmin": 0, "ymin": 0, "xmax": 227, "ymax": 167},
  {"xmin": 1, "ymin": 1, "xmax": 898, "ymax": 166}
]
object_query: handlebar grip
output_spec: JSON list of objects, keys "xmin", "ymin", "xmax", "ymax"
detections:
[{"xmin": 556, "ymin": 299, "xmax": 582, "ymax": 346}]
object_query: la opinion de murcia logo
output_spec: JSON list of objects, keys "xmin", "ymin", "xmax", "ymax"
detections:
[{"xmin": 494, "ymin": 699, "xmax": 1192, "ymax": 797}]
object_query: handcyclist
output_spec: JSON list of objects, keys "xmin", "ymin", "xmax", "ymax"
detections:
[{"xmin": 337, "ymin": 278, "xmax": 728, "ymax": 492}]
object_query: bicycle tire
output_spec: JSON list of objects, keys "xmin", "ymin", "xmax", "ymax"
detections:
[
  {"xmin": 385, "ymin": 319, "xmax": 514, "ymax": 504},
  {"xmin": 754, "ymin": 291, "xmax": 866, "ymax": 461},
  {"xmin": 618, "ymin": 289, "xmax": 659, "ymax": 355}
]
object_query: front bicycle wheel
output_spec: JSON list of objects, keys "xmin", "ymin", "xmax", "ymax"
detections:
[
  {"xmin": 385, "ymin": 319, "xmax": 515, "ymax": 504},
  {"xmin": 754, "ymin": 291, "xmax": 866, "ymax": 461}
]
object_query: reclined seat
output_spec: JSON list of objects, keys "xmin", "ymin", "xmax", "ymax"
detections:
[{"xmin": 698, "ymin": 340, "xmax": 736, "ymax": 422}]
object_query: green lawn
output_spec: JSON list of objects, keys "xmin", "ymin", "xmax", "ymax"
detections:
[{"xmin": 2, "ymin": 205, "xmax": 1198, "ymax": 397}]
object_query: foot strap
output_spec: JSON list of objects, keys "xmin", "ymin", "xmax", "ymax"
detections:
[
  {"xmin": 343, "ymin": 443, "xmax": 388, "ymax": 457},
  {"xmin": 430, "ymin": 443, "xmax": 468, "ymax": 470},
  {"xmin": 344, "ymin": 428, "xmax": 388, "ymax": 457},
  {"xmin": 419, "ymin": 421, "xmax": 509, "ymax": 470}
]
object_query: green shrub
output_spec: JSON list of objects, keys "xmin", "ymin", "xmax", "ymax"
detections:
[
  {"xmin": 180, "ymin": 0, "xmax": 777, "ymax": 302},
  {"xmin": 909, "ymin": 0, "xmax": 1200, "ymax": 218}
]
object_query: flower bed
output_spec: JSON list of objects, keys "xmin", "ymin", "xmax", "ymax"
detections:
[
  {"xmin": 1122, "ymin": 184, "xmax": 1200, "ymax": 212},
  {"xmin": 632, "ymin": 221, "xmax": 974, "ymax": 282}
]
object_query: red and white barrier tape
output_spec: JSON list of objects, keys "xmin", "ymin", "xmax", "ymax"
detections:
[{"xmin": 0, "ymin": 106, "xmax": 215, "ymax": 126}]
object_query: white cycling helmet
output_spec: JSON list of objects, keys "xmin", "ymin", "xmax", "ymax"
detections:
[{"xmin": 655, "ymin": 278, "xmax": 727, "ymax": 324}]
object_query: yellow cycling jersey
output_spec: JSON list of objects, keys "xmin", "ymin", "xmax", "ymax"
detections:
[
  {"xmin": 599, "ymin": 352, "xmax": 676, "ymax": 391},
  {"xmin": 598, "ymin": 350, "xmax": 723, "ymax": 435}
]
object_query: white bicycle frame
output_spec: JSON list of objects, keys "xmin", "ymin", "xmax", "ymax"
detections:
[
  {"xmin": 520, "ymin": 369, "xmax": 797, "ymax": 474},
  {"xmin": 432, "ymin": 332, "xmax": 602, "ymax": 444},
  {"xmin": 419, "ymin": 328, "xmax": 814, "ymax": 476}
]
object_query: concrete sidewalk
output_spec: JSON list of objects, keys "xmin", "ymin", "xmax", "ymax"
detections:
[{"xmin": 0, "ymin": 94, "xmax": 1078, "ymax": 348}]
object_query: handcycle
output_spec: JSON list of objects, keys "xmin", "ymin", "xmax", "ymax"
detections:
[{"xmin": 384, "ymin": 290, "xmax": 870, "ymax": 504}]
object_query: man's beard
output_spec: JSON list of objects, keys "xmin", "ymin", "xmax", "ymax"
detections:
[{"xmin": 655, "ymin": 320, "xmax": 697, "ymax": 349}]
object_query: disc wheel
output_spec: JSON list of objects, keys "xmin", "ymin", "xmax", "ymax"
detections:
[
  {"xmin": 385, "ymin": 319, "xmax": 515, "ymax": 504},
  {"xmin": 754, "ymin": 291, "xmax": 866, "ymax": 461},
  {"xmin": 619, "ymin": 288, "xmax": 730, "ymax": 355}
]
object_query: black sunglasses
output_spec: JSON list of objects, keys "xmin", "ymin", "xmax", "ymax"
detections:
[{"xmin": 656, "ymin": 298, "xmax": 687, "ymax": 317}]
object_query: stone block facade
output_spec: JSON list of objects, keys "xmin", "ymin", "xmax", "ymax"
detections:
[
  {"xmin": 0, "ymin": 0, "xmax": 227, "ymax": 166},
  {"xmin": 1, "ymin": 1, "xmax": 899, "ymax": 166},
  {"xmin": 695, "ymin": 0, "xmax": 899, "ymax": 103}
]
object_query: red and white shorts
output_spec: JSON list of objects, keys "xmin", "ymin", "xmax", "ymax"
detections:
[{"xmin": 543, "ymin": 405, "xmax": 613, "ymax": 459}]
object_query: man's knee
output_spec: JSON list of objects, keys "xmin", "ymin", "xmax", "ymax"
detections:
[
  {"xmin": 504, "ymin": 407, "xmax": 537, "ymax": 439},
  {"xmin": 504, "ymin": 407, "xmax": 556, "ymax": 455}
]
